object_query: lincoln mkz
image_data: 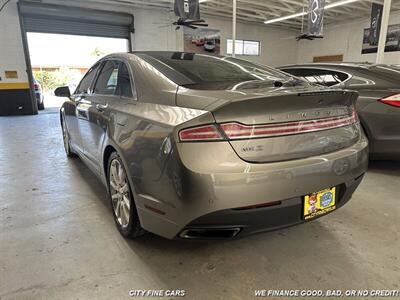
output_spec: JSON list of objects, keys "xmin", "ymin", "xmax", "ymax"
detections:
[{"xmin": 55, "ymin": 52, "xmax": 368, "ymax": 240}]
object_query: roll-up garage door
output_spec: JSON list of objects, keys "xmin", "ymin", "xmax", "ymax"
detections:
[{"xmin": 19, "ymin": 1, "xmax": 134, "ymax": 39}]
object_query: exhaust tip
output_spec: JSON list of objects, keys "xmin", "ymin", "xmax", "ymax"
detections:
[{"xmin": 179, "ymin": 227, "xmax": 241, "ymax": 239}]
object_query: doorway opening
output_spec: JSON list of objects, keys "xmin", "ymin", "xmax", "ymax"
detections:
[{"xmin": 26, "ymin": 33, "xmax": 129, "ymax": 113}]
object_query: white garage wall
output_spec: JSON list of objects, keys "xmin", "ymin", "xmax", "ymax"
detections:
[
  {"xmin": 5, "ymin": 0, "xmax": 400, "ymax": 88},
  {"xmin": 34, "ymin": 1, "xmax": 299, "ymax": 67},
  {"xmin": 296, "ymin": 11, "xmax": 400, "ymax": 65},
  {"xmin": 132, "ymin": 8, "xmax": 298, "ymax": 67},
  {"xmin": 200, "ymin": 17, "xmax": 298, "ymax": 67},
  {"xmin": 0, "ymin": 0, "xmax": 299, "ymax": 89},
  {"xmin": 0, "ymin": 0, "xmax": 28, "ymax": 84},
  {"xmin": 130, "ymin": 9, "xmax": 181, "ymax": 52}
]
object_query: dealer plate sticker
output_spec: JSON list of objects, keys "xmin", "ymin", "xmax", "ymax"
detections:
[{"xmin": 303, "ymin": 187, "xmax": 336, "ymax": 220}]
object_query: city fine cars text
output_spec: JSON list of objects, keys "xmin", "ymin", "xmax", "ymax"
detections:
[
  {"xmin": 128, "ymin": 289, "xmax": 400, "ymax": 298},
  {"xmin": 129, "ymin": 290, "xmax": 186, "ymax": 297}
]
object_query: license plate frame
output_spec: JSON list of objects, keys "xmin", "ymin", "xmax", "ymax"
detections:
[{"xmin": 303, "ymin": 187, "xmax": 336, "ymax": 220}]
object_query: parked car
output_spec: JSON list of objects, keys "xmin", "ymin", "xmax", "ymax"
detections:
[
  {"xmin": 55, "ymin": 52, "xmax": 368, "ymax": 240},
  {"xmin": 195, "ymin": 38, "xmax": 205, "ymax": 46},
  {"xmin": 33, "ymin": 78, "xmax": 44, "ymax": 110},
  {"xmin": 279, "ymin": 63, "xmax": 400, "ymax": 160},
  {"xmin": 204, "ymin": 39, "xmax": 216, "ymax": 52}
]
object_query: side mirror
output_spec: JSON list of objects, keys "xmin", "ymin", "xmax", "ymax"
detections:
[{"xmin": 54, "ymin": 86, "xmax": 71, "ymax": 97}]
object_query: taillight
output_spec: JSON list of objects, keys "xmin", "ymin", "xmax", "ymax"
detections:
[
  {"xmin": 352, "ymin": 107, "xmax": 359, "ymax": 122},
  {"xmin": 179, "ymin": 113, "xmax": 358, "ymax": 142},
  {"xmin": 379, "ymin": 94, "xmax": 400, "ymax": 107},
  {"xmin": 179, "ymin": 124, "xmax": 224, "ymax": 142},
  {"xmin": 220, "ymin": 113, "xmax": 358, "ymax": 140}
]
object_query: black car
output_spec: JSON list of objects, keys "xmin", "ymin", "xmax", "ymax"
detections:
[{"xmin": 279, "ymin": 63, "xmax": 400, "ymax": 160}]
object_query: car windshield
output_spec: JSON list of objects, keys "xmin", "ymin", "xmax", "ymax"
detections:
[{"xmin": 144, "ymin": 52, "xmax": 294, "ymax": 88}]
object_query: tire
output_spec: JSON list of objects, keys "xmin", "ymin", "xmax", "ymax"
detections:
[
  {"xmin": 107, "ymin": 152, "xmax": 144, "ymax": 238},
  {"xmin": 38, "ymin": 101, "xmax": 45, "ymax": 110},
  {"xmin": 61, "ymin": 114, "xmax": 76, "ymax": 158}
]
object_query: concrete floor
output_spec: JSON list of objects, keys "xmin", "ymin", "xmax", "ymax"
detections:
[{"xmin": 0, "ymin": 109, "xmax": 399, "ymax": 300}]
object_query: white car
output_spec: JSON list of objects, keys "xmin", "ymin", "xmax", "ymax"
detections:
[{"xmin": 204, "ymin": 40, "xmax": 216, "ymax": 52}]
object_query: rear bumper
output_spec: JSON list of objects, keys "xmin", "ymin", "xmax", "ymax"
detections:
[
  {"xmin": 35, "ymin": 92, "xmax": 43, "ymax": 103},
  {"xmin": 135, "ymin": 134, "xmax": 369, "ymax": 239},
  {"xmin": 180, "ymin": 174, "xmax": 364, "ymax": 239}
]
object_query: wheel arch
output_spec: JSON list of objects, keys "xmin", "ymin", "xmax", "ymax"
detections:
[
  {"xmin": 59, "ymin": 107, "xmax": 65, "ymax": 125},
  {"xmin": 103, "ymin": 144, "xmax": 117, "ymax": 180},
  {"xmin": 102, "ymin": 142, "xmax": 137, "ymax": 195}
]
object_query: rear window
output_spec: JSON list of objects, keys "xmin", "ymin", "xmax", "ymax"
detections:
[
  {"xmin": 281, "ymin": 68, "xmax": 350, "ymax": 87},
  {"xmin": 139, "ymin": 52, "xmax": 293, "ymax": 89}
]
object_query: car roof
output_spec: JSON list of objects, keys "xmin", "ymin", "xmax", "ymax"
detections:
[
  {"xmin": 279, "ymin": 62, "xmax": 391, "ymax": 70},
  {"xmin": 104, "ymin": 51, "xmax": 226, "ymax": 60}
]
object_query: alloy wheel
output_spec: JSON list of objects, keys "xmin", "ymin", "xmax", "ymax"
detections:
[{"xmin": 109, "ymin": 159, "xmax": 131, "ymax": 228}]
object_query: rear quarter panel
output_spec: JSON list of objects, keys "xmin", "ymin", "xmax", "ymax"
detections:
[{"xmin": 103, "ymin": 56, "xmax": 217, "ymax": 231}]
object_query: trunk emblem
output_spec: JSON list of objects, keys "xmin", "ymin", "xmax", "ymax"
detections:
[{"xmin": 242, "ymin": 145, "xmax": 264, "ymax": 152}]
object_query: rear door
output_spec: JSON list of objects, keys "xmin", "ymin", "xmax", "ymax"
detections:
[
  {"xmin": 78, "ymin": 60, "xmax": 120, "ymax": 172},
  {"xmin": 70, "ymin": 62, "xmax": 101, "ymax": 154}
]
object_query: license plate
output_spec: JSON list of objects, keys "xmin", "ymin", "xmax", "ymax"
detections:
[{"xmin": 303, "ymin": 187, "xmax": 336, "ymax": 220}]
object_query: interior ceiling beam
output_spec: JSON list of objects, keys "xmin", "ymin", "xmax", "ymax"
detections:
[{"xmin": 33, "ymin": 0, "xmax": 400, "ymax": 29}]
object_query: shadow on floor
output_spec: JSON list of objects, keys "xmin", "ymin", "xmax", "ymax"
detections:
[
  {"xmin": 122, "ymin": 219, "xmax": 354, "ymax": 294},
  {"xmin": 68, "ymin": 157, "xmax": 110, "ymax": 208},
  {"xmin": 39, "ymin": 107, "xmax": 61, "ymax": 115},
  {"xmin": 368, "ymin": 160, "xmax": 400, "ymax": 176}
]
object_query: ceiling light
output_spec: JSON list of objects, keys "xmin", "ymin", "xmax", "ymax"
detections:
[
  {"xmin": 264, "ymin": 0, "xmax": 362, "ymax": 25},
  {"xmin": 264, "ymin": 12, "xmax": 307, "ymax": 24},
  {"xmin": 325, "ymin": 0, "xmax": 360, "ymax": 9}
]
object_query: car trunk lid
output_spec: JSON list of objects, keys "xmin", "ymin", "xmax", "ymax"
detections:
[{"xmin": 177, "ymin": 87, "xmax": 361, "ymax": 163}]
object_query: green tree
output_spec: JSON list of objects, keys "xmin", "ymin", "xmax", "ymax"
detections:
[
  {"xmin": 33, "ymin": 67, "xmax": 82, "ymax": 93},
  {"xmin": 91, "ymin": 47, "xmax": 106, "ymax": 57}
]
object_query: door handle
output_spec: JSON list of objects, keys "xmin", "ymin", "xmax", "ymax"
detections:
[
  {"xmin": 96, "ymin": 103, "xmax": 108, "ymax": 112},
  {"xmin": 75, "ymin": 95, "xmax": 86, "ymax": 104}
]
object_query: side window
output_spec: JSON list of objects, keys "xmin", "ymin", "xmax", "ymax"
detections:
[
  {"xmin": 76, "ymin": 63, "xmax": 100, "ymax": 94},
  {"xmin": 94, "ymin": 60, "xmax": 120, "ymax": 95},
  {"xmin": 116, "ymin": 63, "xmax": 133, "ymax": 98},
  {"xmin": 282, "ymin": 68, "xmax": 350, "ymax": 87}
]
